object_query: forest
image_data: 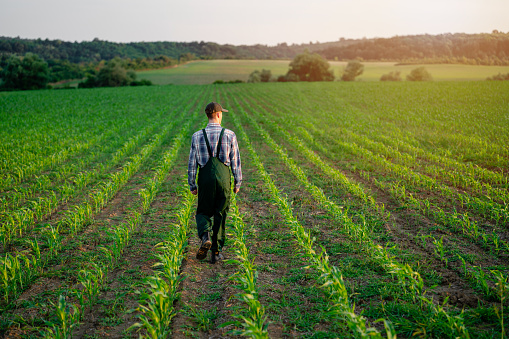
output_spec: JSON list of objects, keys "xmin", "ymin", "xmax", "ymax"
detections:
[{"xmin": 1, "ymin": 31, "xmax": 509, "ymax": 64}]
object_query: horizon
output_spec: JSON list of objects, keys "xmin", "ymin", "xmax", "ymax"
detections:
[
  {"xmin": 2, "ymin": 30, "xmax": 506, "ymax": 48},
  {"xmin": 1, "ymin": 0, "xmax": 508, "ymax": 46}
]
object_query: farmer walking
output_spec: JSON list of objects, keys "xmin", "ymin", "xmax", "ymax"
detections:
[{"xmin": 188, "ymin": 102, "xmax": 242, "ymax": 264}]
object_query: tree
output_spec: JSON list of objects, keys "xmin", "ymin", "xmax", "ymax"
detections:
[
  {"xmin": 248, "ymin": 70, "xmax": 261, "ymax": 83},
  {"xmin": 97, "ymin": 57, "xmax": 136, "ymax": 87},
  {"xmin": 79, "ymin": 57, "xmax": 136, "ymax": 88},
  {"xmin": 0, "ymin": 53, "xmax": 49, "ymax": 90},
  {"xmin": 341, "ymin": 60, "xmax": 364, "ymax": 81},
  {"xmin": 260, "ymin": 69, "xmax": 272, "ymax": 82},
  {"xmin": 286, "ymin": 51, "xmax": 334, "ymax": 82},
  {"xmin": 380, "ymin": 71, "xmax": 402, "ymax": 81},
  {"xmin": 406, "ymin": 67, "xmax": 433, "ymax": 81}
]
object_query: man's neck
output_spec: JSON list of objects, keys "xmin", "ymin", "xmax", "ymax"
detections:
[{"xmin": 208, "ymin": 119, "xmax": 221, "ymax": 125}]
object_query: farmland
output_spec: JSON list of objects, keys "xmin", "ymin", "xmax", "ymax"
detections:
[
  {"xmin": 136, "ymin": 60, "xmax": 509, "ymax": 84},
  {"xmin": 1, "ymin": 81, "xmax": 509, "ymax": 338}
]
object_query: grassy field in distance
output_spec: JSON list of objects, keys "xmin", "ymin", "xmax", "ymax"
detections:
[{"xmin": 136, "ymin": 59, "xmax": 509, "ymax": 85}]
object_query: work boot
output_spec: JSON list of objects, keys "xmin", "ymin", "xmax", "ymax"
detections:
[
  {"xmin": 210, "ymin": 251, "xmax": 224, "ymax": 264},
  {"xmin": 196, "ymin": 232, "xmax": 212, "ymax": 260}
]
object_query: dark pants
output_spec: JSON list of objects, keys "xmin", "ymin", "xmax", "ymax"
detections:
[{"xmin": 196, "ymin": 157, "xmax": 231, "ymax": 253}]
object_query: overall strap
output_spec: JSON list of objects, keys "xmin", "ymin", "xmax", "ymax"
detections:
[
  {"xmin": 215, "ymin": 128, "xmax": 225, "ymax": 157},
  {"xmin": 202, "ymin": 129, "xmax": 213, "ymax": 158}
]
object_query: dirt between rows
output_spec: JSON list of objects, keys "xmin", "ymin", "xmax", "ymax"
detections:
[
  {"xmin": 246, "ymin": 96, "xmax": 508, "ymax": 302},
  {"xmin": 2, "ymin": 164, "xmax": 155, "ymax": 337},
  {"xmin": 240, "ymin": 107, "xmax": 506, "ymax": 318},
  {"xmin": 263, "ymin": 122, "xmax": 494, "ymax": 309},
  {"xmin": 1, "ymin": 125, "xmax": 183, "ymax": 337},
  {"xmin": 3, "ymin": 104, "xmax": 504, "ymax": 338}
]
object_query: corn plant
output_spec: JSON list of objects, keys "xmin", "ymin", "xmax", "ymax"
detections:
[
  {"xmin": 0, "ymin": 252, "xmax": 40, "ymax": 303},
  {"xmin": 130, "ymin": 275, "xmax": 177, "ymax": 339},
  {"xmin": 42, "ymin": 224, "xmax": 61, "ymax": 258},
  {"xmin": 41, "ymin": 294, "xmax": 81, "ymax": 339},
  {"xmin": 432, "ymin": 236, "xmax": 448, "ymax": 267},
  {"xmin": 77, "ymin": 263, "xmax": 106, "ymax": 308},
  {"xmin": 224, "ymin": 92, "xmax": 394, "ymax": 339},
  {"xmin": 130, "ymin": 188, "xmax": 196, "ymax": 338},
  {"xmin": 223, "ymin": 193, "xmax": 269, "ymax": 338},
  {"xmin": 492, "ymin": 270, "xmax": 509, "ymax": 338},
  {"xmin": 102, "ymin": 224, "xmax": 131, "ymax": 264}
]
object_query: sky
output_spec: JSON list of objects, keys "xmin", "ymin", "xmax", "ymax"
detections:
[{"xmin": 1, "ymin": 0, "xmax": 508, "ymax": 46}]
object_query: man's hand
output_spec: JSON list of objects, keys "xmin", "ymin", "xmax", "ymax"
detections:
[
  {"xmin": 191, "ymin": 189, "xmax": 197, "ymax": 195},
  {"xmin": 233, "ymin": 187, "xmax": 240, "ymax": 194}
]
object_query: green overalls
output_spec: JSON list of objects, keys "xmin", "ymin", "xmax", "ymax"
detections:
[{"xmin": 196, "ymin": 128, "xmax": 231, "ymax": 253}]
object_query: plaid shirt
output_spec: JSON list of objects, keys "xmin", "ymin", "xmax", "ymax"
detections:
[{"xmin": 188, "ymin": 123, "xmax": 242, "ymax": 191}]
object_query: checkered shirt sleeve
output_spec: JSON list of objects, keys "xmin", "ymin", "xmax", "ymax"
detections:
[{"xmin": 188, "ymin": 123, "xmax": 242, "ymax": 191}]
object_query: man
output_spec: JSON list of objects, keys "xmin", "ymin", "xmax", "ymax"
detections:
[{"xmin": 188, "ymin": 102, "xmax": 242, "ymax": 264}]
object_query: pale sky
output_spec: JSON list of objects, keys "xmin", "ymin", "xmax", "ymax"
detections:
[{"xmin": 0, "ymin": 0, "xmax": 508, "ymax": 45}]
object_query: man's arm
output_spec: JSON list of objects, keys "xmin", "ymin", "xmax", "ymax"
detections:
[
  {"xmin": 188, "ymin": 135, "xmax": 198, "ymax": 194},
  {"xmin": 230, "ymin": 133, "xmax": 242, "ymax": 193}
]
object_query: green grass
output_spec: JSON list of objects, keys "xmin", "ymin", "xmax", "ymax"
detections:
[{"xmin": 136, "ymin": 60, "xmax": 509, "ymax": 84}]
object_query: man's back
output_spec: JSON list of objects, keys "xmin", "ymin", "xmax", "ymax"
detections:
[{"xmin": 188, "ymin": 122, "xmax": 242, "ymax": 192}]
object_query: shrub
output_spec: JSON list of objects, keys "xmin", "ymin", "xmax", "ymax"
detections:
[
  {"xmin": 248, "ymin": 70, "xmax": 261, "ymax": 83},
  {"xmin": 380, "ymin": 71, "xmax": 402, "ymax": 81},
  {"xmin": 341, "ymin": 60, "xmax": 364, "ymax": 81},
  {"xmin": 486, "ymin": 73, "xmax": 509, "ymax": 80},
  {"xmin": 406, "ymin": 67, "xmax": 433, "ymax": 81},
  {"xmin": 260, "ymin": 69, "xmax": 272, "ymax": 82},
  {"xmin": 213, "ymin": 79, "xmax": 244, "ymax": 84},
  {"xmin": 130, "ymin": 79, "xmax": 153, "ymax": 86}
]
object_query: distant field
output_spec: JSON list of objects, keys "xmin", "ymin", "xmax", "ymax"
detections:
[{"xmin": 136, "ymin": 59, "xmax": 509, "ymax": 84}]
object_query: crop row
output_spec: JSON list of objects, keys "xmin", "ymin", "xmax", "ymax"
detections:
[
  {"xmin": 255, "ymin": 84, "xmax": 507, "ymax": 192},
  {"xmin": 0, "ymin": 97, "xmax": 175, "ymax": 215},
  {"xmin": 230, "ymin": 91, "xmax": 472, "ymax": 338},
  {"xmin": 222, "ymin": 90, "xmax": 396, "ymax": 339},
  {"xmin": 239, "ymin": 87, "xmax": 509, "ymax": 302},
  {"xmin": 245, "ymin": 87, "xmax": 509, "ymax": 262},
  {"xmin": 225, "ymin": 193, "xmax": 269, "ymax": 337},
  {"xmin": 247, "ymin": 85, "xmax": 508, "ymax": 226},
  {"xmin": 0, "ymin": 98, "xmax": 195, "ymax": 305},
  {"xmin": 43, "ymin": 103, "xmax": 202, "ymax": 337}
]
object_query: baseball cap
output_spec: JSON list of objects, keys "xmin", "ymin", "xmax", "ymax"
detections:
[{"xmin": 205, "ymin": 102, "xmax": 229, "ymax": 114}]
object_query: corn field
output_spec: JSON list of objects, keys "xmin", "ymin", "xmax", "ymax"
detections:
[{"xmin": 0, "ymin": 81, "xmax": 508, "ymax": 338}]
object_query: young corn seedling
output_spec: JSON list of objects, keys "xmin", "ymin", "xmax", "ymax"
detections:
[
  {"xmin": 130, "ymin": 186, "xmax": 196, "ymax": 338},
  {"xmin": 42, "ymin": 294, "xmax": 81, "ymax": 339},
  {"xmin": 42, "ymin": 225, "xmax": 61, "ymax": 258},
  {"xmin": 432, "ymin": 236, "xmax": 448, "ymax": 267},
  {"xmin": 492, "ymin": 270, "xmax": 509, "ymax": 338},
  {"xmin": 104, "ymin": 224, "xmax": 130, "ymax": 264},
  {"xmin": 77, "ymin": 263, "xmax": 106, "ymax": 308},
  {"xmin": 223, "ymin": 194, "xmax": 269, "ymax": 338},
  {"xmin": 470, "ymin": 266, "xmax": 494, "ymax": 298},
  {"xmin": 129, "ymin": 275, "xmax": 177, "ymax": 339}
]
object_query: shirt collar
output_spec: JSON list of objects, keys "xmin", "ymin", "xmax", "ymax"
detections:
[{"xmin": 207, "ymin": 123, "xmax": 222, "ymax": 127}]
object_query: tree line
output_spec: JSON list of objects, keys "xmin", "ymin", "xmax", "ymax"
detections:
[
  {"xmin": 1, "ymin": 32, "xmax": 509, "ymax": 64},
  {"xmin": 320, "ymin": 32, "xmax": 509, "ymax": 66},
  {"xmin": 0, "ymin": 54, "xmax": 155, "ymax": 90}
]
